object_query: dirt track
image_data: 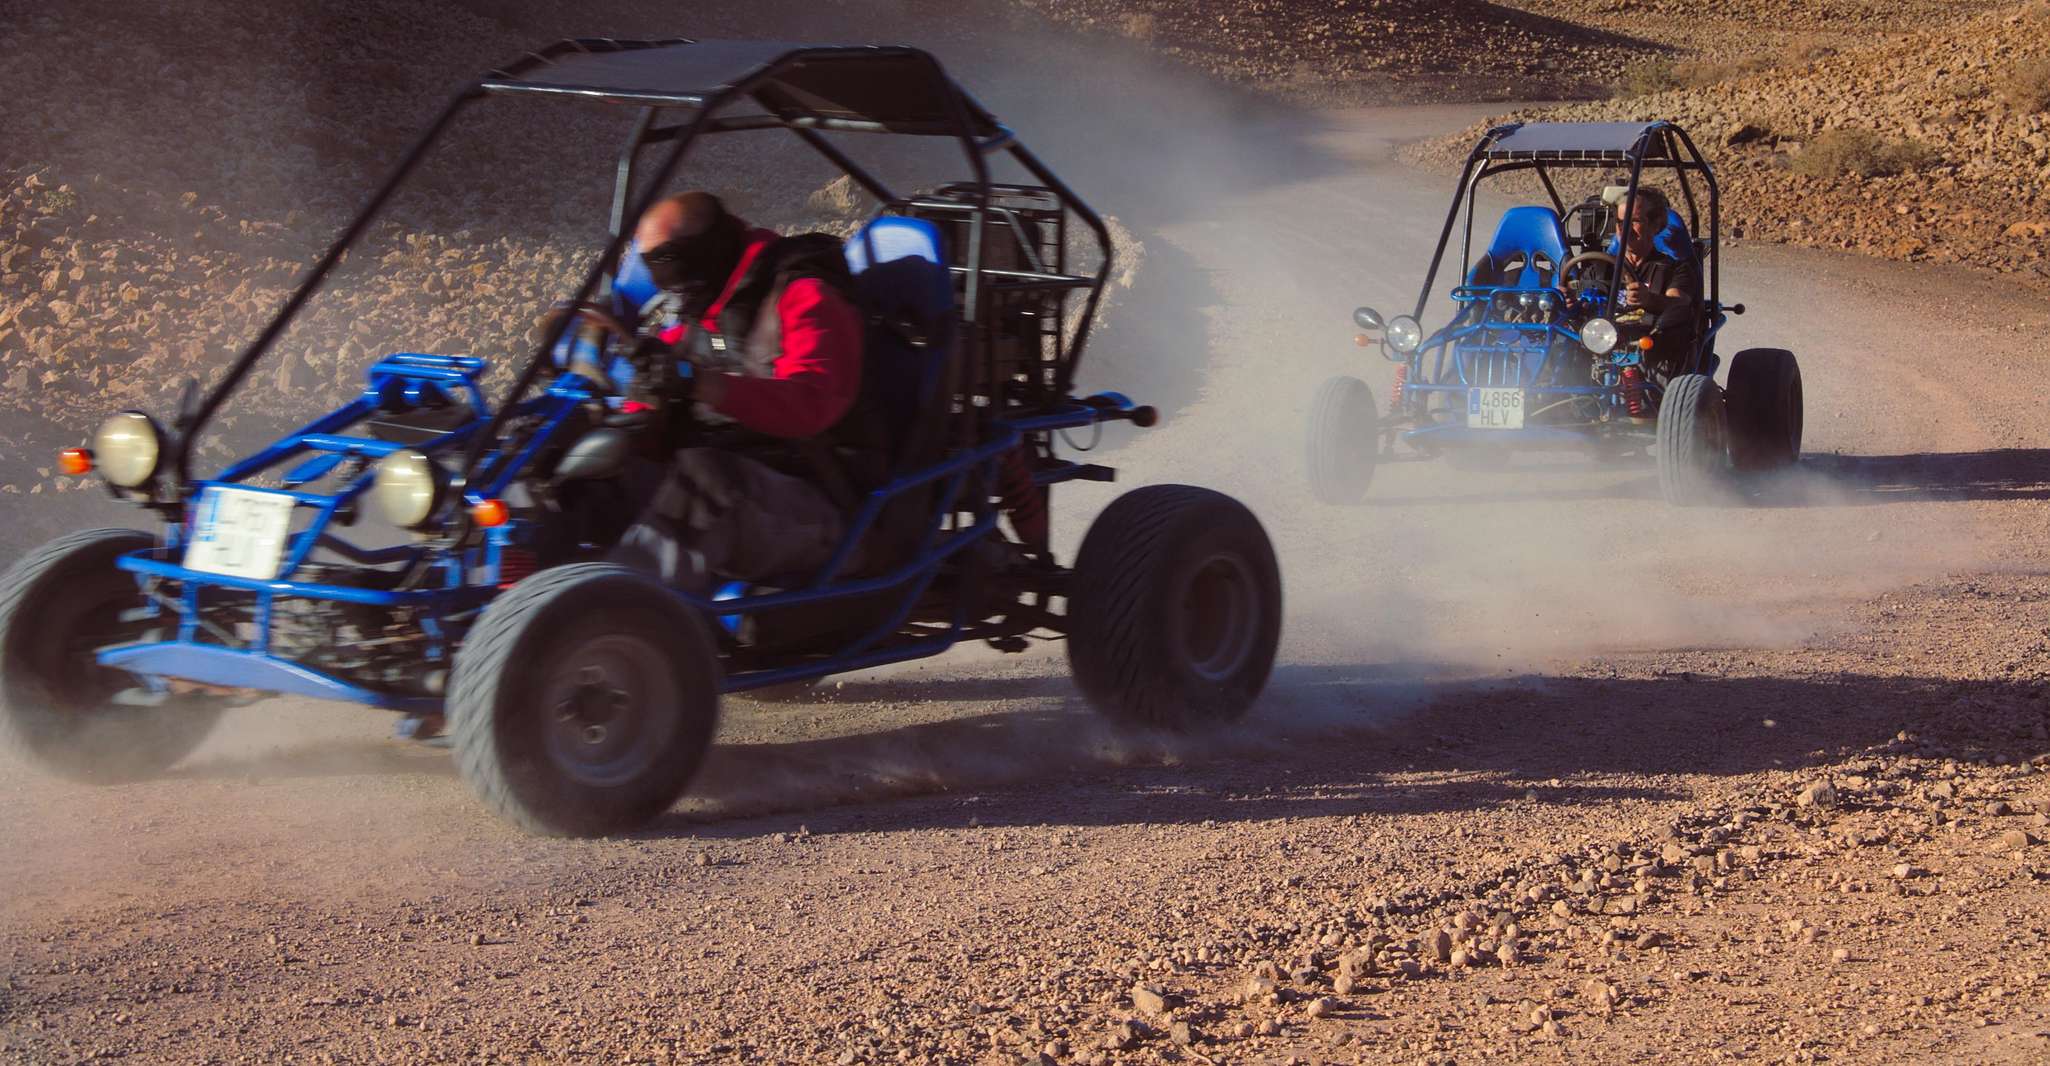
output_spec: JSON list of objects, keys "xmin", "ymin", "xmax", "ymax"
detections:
[{"xmin": 6, "ymin": 91, "xmax": 2050, "ymax": 1066}]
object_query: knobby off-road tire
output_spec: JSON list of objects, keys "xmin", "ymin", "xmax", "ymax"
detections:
[
  {"xmin": 449, "ymin": 564, "xmax": 719, "ymax": 837},
  {"xmin": 0, "ymin": 528, "xmax": 224, "ymax": 782},
  {"xmin": 1068, "ymin": 486, "xmax": 1282, "ymax": 730},
  {"xmin": 1655, "ymin": 373, "xmax": 1732, "ymax": 506},
  {"xmin": 1306, "ymin": 375, "xmax": 1378, "ymax": 504},
  {"xmin": 1725, "ymin": 348, "xmax": 1804, "ymax": 472}
]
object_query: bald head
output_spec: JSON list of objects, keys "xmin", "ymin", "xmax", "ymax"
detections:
[{"xmin": 635, "ymin": 191, "xmax": 726, "ymax": 249}]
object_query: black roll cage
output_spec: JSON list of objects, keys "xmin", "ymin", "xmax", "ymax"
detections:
[
  {"xmin": 170, "ymin": 38, "xmax": 1115, "ymax": 492},
  {"xmin": 1414, "ymin": 121, "xmax": 1721, "ymax": 322}
]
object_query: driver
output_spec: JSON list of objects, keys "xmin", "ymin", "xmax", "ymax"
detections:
[
  {"xmin": 608, "ymin": 191, "xmax": 875, "ymax": 594},
  {"xmin": 1614, "ymin": 186, "xmax": 1701, "ymax": 380}
]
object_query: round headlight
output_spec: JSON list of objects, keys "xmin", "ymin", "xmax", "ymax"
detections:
[
  {"xmin": 93, "ymin": 412, "xmax": 162, "ymax": 488},
  {"xmin": 1386, "ymin": 315, "xmax": 1423, "ymax": 354},
  {"xmin": 1537, "ymin": 294, "xmax": 1556, "ymax": 314},
  {"xmin": 1517, "ymin": 292, "xmax": 1534, "ymax": 309},
  {"xmin": 1580, "ymin": 318, "xmax": 1619, "ymax": 355},
  {"xmin": 373, "ymin": 449, "xmax": 444, "ymax": 528}
]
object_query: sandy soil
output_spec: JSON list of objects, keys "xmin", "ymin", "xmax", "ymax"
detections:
[{"xmin": 4, "ymin": 86, "xmax": 2050, "ymax": 1066}]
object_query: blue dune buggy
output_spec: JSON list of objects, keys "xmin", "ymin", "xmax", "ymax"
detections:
[
  {"xmin": 0, "ymin": 40, "xmax": 1282, "ymax": 836},
  {"xmin": 1307, "ymin": 121, "xmax": 1803, "ymax": 505}
]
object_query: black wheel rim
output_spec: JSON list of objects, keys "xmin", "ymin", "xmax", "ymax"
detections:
[
  {"xmin": 1178, "ymin": 552, "xmax": 1259, "ymax": 683},
  {"xmin": 539, "ymin": 633, "xmax": 678, "ymax": 788}
]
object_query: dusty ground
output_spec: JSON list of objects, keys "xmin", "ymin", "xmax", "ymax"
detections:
[{"xmin": 6, "ymin": 82, "xmax": 2050, "ymax": 1066}]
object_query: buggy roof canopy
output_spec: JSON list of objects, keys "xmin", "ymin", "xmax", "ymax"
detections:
[
  {"xmin": 479, "ymin": 38, "xmax": 1001, "ymax": 137},
  {"xmin": 1477, "ymin": 121, "xmax": 1677, "ymax": 161}
]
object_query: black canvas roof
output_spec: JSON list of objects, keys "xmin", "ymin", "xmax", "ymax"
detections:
[
  {"xmin": 1479, "ymin": 122, "xmax": 1675, "ymax": 161},
  {"xmin": 479, "ymin": 38, "xmax": 999, "ymax": 137}
]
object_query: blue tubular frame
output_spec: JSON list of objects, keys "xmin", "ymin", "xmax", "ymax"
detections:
[
  {"xmin": 95, "ymin": 40, "xmax": 1140, "ymax": 713},
  {"xmin": 1381, "ymin": 121, "xmax": 1738, "ymax": 450}
]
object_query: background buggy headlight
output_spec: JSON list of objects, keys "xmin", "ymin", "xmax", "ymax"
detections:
[
  {"xmin": 1385, "ymin": 315, "xmax": 1423, "ymax": 354},
  {"xmin": 93, "ymin": 411, "xmax": 162, "ymax": 488},
  {"xmin": 1581, "ymin": 318, "xmax": 1619, "ymax": 355},
  {"xmin": 373, "ymin": 449, "xmax": 445, "ymax": 528}
]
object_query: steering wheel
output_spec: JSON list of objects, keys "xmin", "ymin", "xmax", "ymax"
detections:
[
  {"xmin": 1559, "ymin": 251, "xmax": 1617, "ymax": 291},
  {"xmin": 538, "ymin": 301, "xmax": 638, "ymax": 394}
]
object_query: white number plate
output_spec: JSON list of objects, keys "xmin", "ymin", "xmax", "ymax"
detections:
[
  {"xmin": 1468, "ymin": 388, "xmax": 1525, "ymax": 430},
  {"xmin": 184, "ymin": 487, "xmax": 298, "ymax": 581}
]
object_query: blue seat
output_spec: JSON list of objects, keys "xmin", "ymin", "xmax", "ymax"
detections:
[
  {"xmin": 1473, "ymin": 205, "xmax": 1570, "ymax": 289},
  {"xmin": 844, "ymin": 217, "xmax": 956, "ymax": 469},
  {"xmin": 1606, "ymin": 209, "xmax": 1697, "ymax": 263}
]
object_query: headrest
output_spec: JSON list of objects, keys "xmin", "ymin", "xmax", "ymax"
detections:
[
  {"xmin": 1603, "ymin": 209, "xmax": 1695, "ymax": 262},
  {"xmin": 846, "ymin": 216, "xmax": 953, "ymax": 323},
  {"xmin": 1485, "ymin": 206, "xmax": 1569, "ymax": 287},
  {"xmin": 846, "ymin": 216, "xmax": 944, "ymax": 272}
]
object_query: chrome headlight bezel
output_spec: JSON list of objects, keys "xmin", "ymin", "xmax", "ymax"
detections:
[
  {"xmin": 1385, "ymin": 315, "xmax": 1424, "ymax": 355},
  {"xmin": 92, "ymin": 411, "xmax": 164, "ymax": 488},
  {"xmin": 372, "ymin": 449, "xmax": 446, "ymax": 529},
  {"xmin": 1580, "ymin": 317, "xmax": 1619, "ymax": 355}
]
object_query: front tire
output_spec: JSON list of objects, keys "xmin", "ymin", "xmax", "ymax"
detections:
[
  {"xmin": 1726, "ymin": 348, "xmax": 1803, "ymax": 472},
  {"xmin": 1068, "ymin": 486, "xmax": 1282, "ymax": 730},
  {"xmin": 0, "ymin": 528, "xmax": 224, "ymax": 782},
  {"xmin": 1307, "ymin": 375, "xmax": 1378, "ymax": 504},
  {"xmin": 1654, "ymin": 374, "xmax": 1732, "ymax": 506},
  {"xmin": 449, "ymin": 564, "xmax": 720, "ymax": 837}
]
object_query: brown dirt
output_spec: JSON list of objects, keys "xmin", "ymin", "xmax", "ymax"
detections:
[
  {"xmin": 5, "ymin": 7, "xmax": 2050, "ymax": 1066},
  {"xmin": 1406, "ymin": 3, "xmax": 2050, "ymax": 282}
]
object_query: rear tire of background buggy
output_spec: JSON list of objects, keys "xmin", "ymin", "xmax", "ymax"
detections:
[
  {"xmin": 1725, "ymin": 348, "xmax": 1804, "ymax": 472},
  {"xmin": 1307, "ymin": 376, "xmax": 1378, "ymax": 504},
  {"xmin": 1655, "ymin": 374, "xmax": 1732, "ymax": 506},
  {"xmin": 1068, "ymin": 486, "xmax": 1282, "ymax": 730},
  {"xmin": 449, "ymin": 564, "xmax": 719, "ymax": 837},
  {"xmin": 0, "ymin": 528, "xmax": 224, "ymax": 783}
]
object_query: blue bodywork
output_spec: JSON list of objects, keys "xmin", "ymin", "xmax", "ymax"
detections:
[
  {"xmin": 97, "ymin": 217, "xmax": 1141, "ymax": 710},
  {"xmin": 1393, "ymin": 204, "xmax": 1728, "ymax": 452}
]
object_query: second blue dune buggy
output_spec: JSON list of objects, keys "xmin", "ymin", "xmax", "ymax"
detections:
[
  {"xmin": 0, "ymin": 40, "xmax": 1283, "ymax": 836},
  {"xmin": 1307, "ymin": 121, "xmax": 1803, "ymax": 505}
]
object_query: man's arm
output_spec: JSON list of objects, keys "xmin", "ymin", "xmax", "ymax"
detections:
[{"xmin": 704, "ymin": 278, "xmax": 863, "ymax": 439}]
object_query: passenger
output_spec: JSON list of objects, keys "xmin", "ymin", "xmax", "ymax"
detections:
[
  {"xmin": 1614, "ymin": 185, "xmax": 1701, "ymax": 380},
  {"xmin": 609, "ymin": 191, "xmax": 879, "ymax": 593}
]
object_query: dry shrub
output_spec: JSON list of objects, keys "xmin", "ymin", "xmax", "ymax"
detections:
[
  {"xmin": 1614, "ymin": 53, "xmax": 1780, "ymax": 97},
  {"xmin": 1614, "ymin": 57, "xmax": 1683, "ymax": 97},
  {"xmin": 1791, "ymin": 128, "xmax": 1941, "ymax": 179},
  {"xmin": 1120, "ymin": 13, "xmax": 1157, "ymax": 41},
  {"xmin": 1996, "ymin": 58, "xmax": 2050, "ymax": 113}
]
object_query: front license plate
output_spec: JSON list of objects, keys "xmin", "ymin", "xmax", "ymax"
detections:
[
  {"xmin": 184, "ymin": 487, "xmax": 298, "ymax": 580},
  {"xmin": 1468, "ymin": 388, "xmax": 1525, "ymax": 430}
]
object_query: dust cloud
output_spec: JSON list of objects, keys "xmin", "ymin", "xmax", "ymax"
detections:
[{"xmin": 0, "ymin": 0, "xmax": 1996, "ymax": 840}]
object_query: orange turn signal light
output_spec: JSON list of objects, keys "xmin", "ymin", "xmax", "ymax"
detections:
[
  {"xmin": 1637, "ymin": 336, "xmax": 1655, "ymax": 352},
  {"xmin": 1354, "ymin": 333, "xmax": 1372, "ymax": 347},
  {"xmin": 58, "ymin": 448, "xmax": 94, "ymax": 476},
  {"xmin": 469, "ymin": 499, "xmax": 509, "ymax": 528}
]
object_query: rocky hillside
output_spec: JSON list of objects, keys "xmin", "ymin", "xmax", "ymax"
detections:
[{"xmin": 1406, "ymin": 3, "xmax": 2050, "ymax": 280}]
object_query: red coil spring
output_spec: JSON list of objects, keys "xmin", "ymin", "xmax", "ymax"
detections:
[
  {"xmin": 1389, "ymin": 363, "xmax": 1408, "ymax": 416},
  {"xmin": 497, "ymin": 548, "xmax": 538, "ymax": 589},
  {"xmin": 1619, "ymin": 366, "xmax": 1647, "ymax": 417}
]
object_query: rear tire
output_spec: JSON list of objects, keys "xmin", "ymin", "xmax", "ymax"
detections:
[
  {"xmin": 0, "ymin": 528, "xmax": 224, "ymax": 782},
  {"xmin": 1307, "ymin": 375, "xmax": 1378, "ymax": 504},
  {"xmin": 449, "ymin": 564, "xmax": 719, "ymax": 837},
  {"xmin": 1726, "ymin": 348, "xmax": 1803, "ymax": 472},
  {"xmin": 1068, "ymin": 486, "xmax": 1282, "ymax": 730},
  {"xmin": 1654, "ymin": 374, "xmax": 1732, "ymax": 506}
]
